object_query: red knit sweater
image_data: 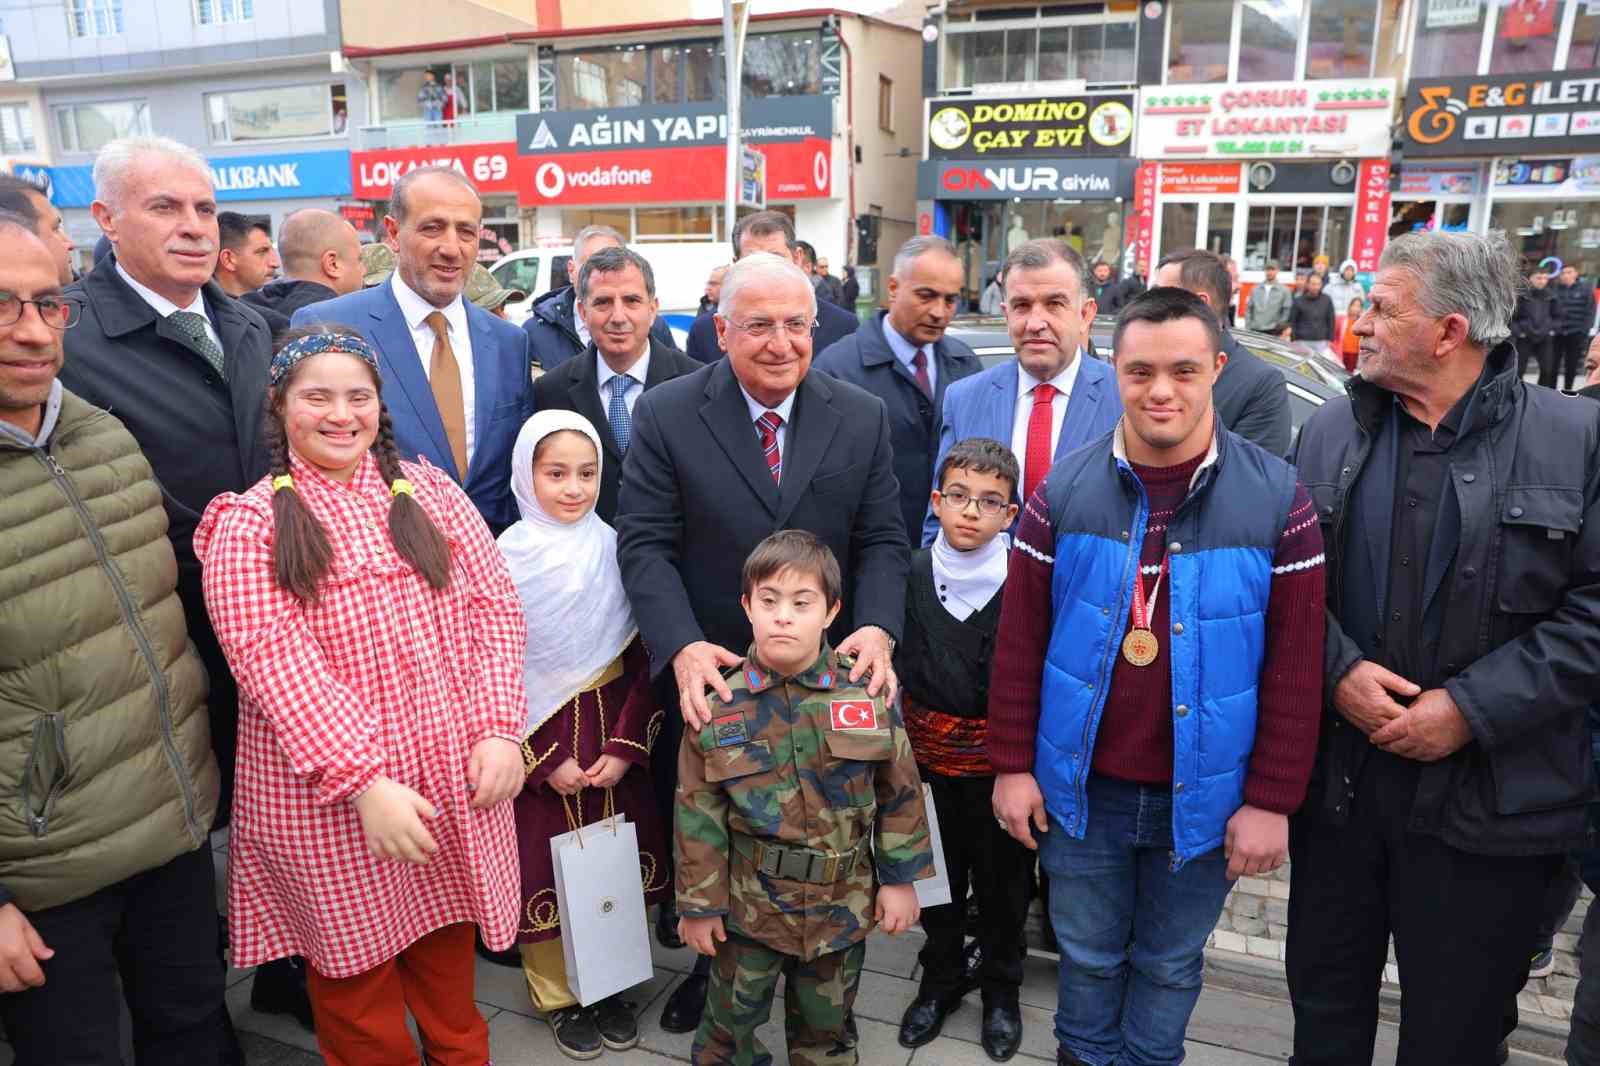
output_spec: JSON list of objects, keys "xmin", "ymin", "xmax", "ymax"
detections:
[{"xmin": 986, "ymin": 456, "xmax": 1327, "ymax": 815}]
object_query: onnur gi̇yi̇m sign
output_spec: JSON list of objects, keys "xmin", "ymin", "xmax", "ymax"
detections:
[{"xmin": 924, "ymin": 93, "xmax": 1135, "ymax": 160}]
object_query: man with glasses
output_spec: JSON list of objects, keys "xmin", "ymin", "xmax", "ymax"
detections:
[
  {"xmin": 616, "ymin": 251, "xmax": 909, "ymax": 1035},
  {"xmin": 0, "ymin": 216, "xmax": 230, "ymax": 1064}
]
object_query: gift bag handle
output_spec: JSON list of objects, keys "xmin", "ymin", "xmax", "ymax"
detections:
[{"xmin": 560, "ymin": 787, "xmax": 620, "ymax": 851}]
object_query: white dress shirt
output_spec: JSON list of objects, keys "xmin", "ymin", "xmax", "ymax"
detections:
[
  {"xmin": 116, "ymin": 262, "xmax": 222, "ymax": 351},
  {"xmin": 1010, "ymin": 353, "xmax": 1083, "ymax": 468},
  {"xmin": 739, "ymin": 384, "xmax": 798, "ymax": 464},
  {"xmin": 596, "ymin": 344, "xmax": 651, "ymax": 419},
  {"xmin": 882, "ymin": 316, "xmax": 936, "ymax": 397},
  {"xmin": 576, "ymin": 310, "xmax": 592, "ymax": 349},
  {"xmin": 391, "ymin": 272, "xmax": 476, "ymax": 462}
]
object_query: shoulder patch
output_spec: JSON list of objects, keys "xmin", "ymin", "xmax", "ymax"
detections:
[
  {"xmin": 713, "ymin": 712, "xmax": 750, "ymax": 747},
  {"xmin": 829, "ymin": 699, "xmax": 879, "ymax": 731}
]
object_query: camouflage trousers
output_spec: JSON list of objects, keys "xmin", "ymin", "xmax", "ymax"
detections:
[{"xmin": 690, "ymin": 934, "xmax": 865, "ymax": 1066}]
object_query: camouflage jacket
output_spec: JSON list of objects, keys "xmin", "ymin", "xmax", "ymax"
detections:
[{"xmin": 675, "ymin": 645, "xmax": 934, "ymax": 960}]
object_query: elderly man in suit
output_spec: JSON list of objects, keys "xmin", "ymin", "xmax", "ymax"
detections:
[
  {"xmin": 924, "ymin": 239, "xmax": 1122, "ymax": 545},
  {"xmin": 815, "ymin": 234, "xmax": 982, "ymax": 540},
  {"xmin": 684, "ymin": 211, "xmax": 859, "ymax": 363},
  {"xmin": 293, "ymin": 165, "xmax": 533, "ymax": 534},
  {"xmin": 531, "ymin": 244, "xmax": 700, "ymax": 523},
  {"xmin": 617, "ymin": 251, "xmax": 908, "ymax": 1035}
]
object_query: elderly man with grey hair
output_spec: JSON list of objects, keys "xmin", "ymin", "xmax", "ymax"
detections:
[
  {"xmin": 523, "ymin": 221, "xmax": 679, "ymax": 372},
  {"xmin": 815, "ymin": 235, "xmax": 983, "ymax": 538},
  {"xmin": 1287, "ymin": 230, "xmax": 1600, "ymax": 1066},
  {"xmin": 616, "ymin": 250, "xmax": 909, "ymax": 1035}
]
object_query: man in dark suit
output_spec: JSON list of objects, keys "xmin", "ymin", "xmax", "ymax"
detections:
[
  {"xmin": 294, "ymin": 166, "xmax": 534, "ymax": 533},
  {"xmin": 1153, "ymin": 249, "xmax": 1291, "ymax": 457},
  {"xmin": 531, "ymin": 245, "xmax": 700, "ymax": 523},
  {"xmin": 684, "ymin": 210, "xmax": 860, "ymax": 362},
  {"xmin": 521, "ymin": 222, "xmax": 677, "ymax": 373},
  {"xmin": 617, "ymin": 252, "xmax": 908, "ymax": 1033},
  {"xmin": 57, "ymin": 135, "xmax": 271, "ymax": 1049},
  {"xmin": 815, "ymin": 234, "xmax": 981, "ymax": 539}
]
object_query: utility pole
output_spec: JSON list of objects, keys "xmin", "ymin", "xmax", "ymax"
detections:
[{"xmin": 723, "ymin": 0, "xmax": 751, "ymax": 242}]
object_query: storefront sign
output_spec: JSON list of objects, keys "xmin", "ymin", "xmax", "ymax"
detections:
[
  {"xmin": 916, "ymin": 158, "xmax": 1137, "ymax": 200},
  {"xmin": 1127, "ymin": 162, "xmax": 1157, "ymax": 276},
  {"xmin": 924, "ymin": 92, "xmax": 1135, "ymax": 159},
  {"xmin": 1395, "ymin": 162, "xmax": 1481, "ymax": 196},
  {"xmin": 37, "ymin": 150, "xmax": 353, "ymax": 208},
  {"xmin": 9, "ymin": 162, "xmax": 51, "ymax": 196},
  {"xmin": 1138, "ymin": 78, "xmax": 1396, "ymax": 159},
  {"xmin": 1158, "ymin": 162, "xmax": 1242, "ymax": 195},
  {"xmin": 352, "ymin": 143, "xmax": 522, "ymax": 199},
  {"xmin": 739, "ymin": 145, "xmax": 767, "ymax": 210},
  {"xmin": 1402, "ymin": 70, "xmax": 1600, "ymax": 156},
  {"xmin": 516, "ymin": 96, "xmax": 832, "ymax": 156},
  {"xmin": 519, "ymin": 139, "xmax": 832, "ymax": 205},
  {"xmin": 1493, "ymin": 155, "xmax": 1600, "ymax": 193},
  {"xmin": 1426, "ymin": 0, "xmax": 1481, "ymax": 27},
  {"xmin": 1353, "ymin": 159, "xmax": 1392, "ymax": 273}
]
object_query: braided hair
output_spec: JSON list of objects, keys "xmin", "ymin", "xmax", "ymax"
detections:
[{"xmin": 267, "ymin": 326, "xmax": 453, "ymax": 602}]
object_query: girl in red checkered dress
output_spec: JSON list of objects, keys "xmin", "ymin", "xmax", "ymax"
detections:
[{"xmin": 196, "ymin": 329, "xmax": 526, "ymax": 1066}]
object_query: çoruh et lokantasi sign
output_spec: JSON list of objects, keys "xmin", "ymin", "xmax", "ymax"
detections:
[{"xmin": 1137, "ymin": 78, "xmax": 1396, "ymax": 159}]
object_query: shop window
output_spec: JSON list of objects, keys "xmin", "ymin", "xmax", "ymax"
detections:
[
  {"xmin": 1244, "ymin": 204, "xmax": 1350, "ymax": 271},
  {"xmin": 1167, "ymin": 0, "xmax": 1234, "ymax": 83},
  {"xmin": 1490, "ymin": 0, "xmax": 1561, "ymax": 72},
  {"xmin": 67, "ymin": 0, "xmax": 122, "ymax": 37},
  {"xmin": 562, "ymin": 209, "xmax": 633, "ymax": 242},
  {"xmin": 949, "ymin": 7, "xmax": 1137, "ymax": 88},
  {"xmin": 650, "ymin": 44, "xmax": 724, "ymax": 104},
  {"xmin": 1571, "ymin": 7, "xmax": 1600, "ymax": 69},
  {"xmin": 1161, "ymin": 203, "xmax": 1202, "ymax": 261},
  {"xmin": 205, "ymin": 83, "xmax": 345, "ymax": 144},
  {"xmin": 652, "ymin": 46, "xmax": 682, "ymax": 104},
  {"xmin": 1036, "ymin": 21, "xmax": 1138, "ymax": 82},
  {"xmin": 558, "ymin": 48, "xmax": 647, "ymax": 110},
  {"xmin": 1493, "ymin": 200, "xmax": 1600, "ymax": 276},
  {"xmin": 54, "ymin": 99, "xmax": 150, "ymax": 153},
  {"xmin": 1002, "ymin": 201, "xmax": 1126, "ymax": 268},
  {"xmin": 1238, "ymin": 1, "xmax": 1302, "ymax": 82},
  {"xmin": 636, "ymin": 206, "xmax": 715, "ymax": 241},
  {"xmin": 1306, "ymin": 0, "xmax": 1376, "ymax": 78},
  {"xmin": 742, "ymin": 30, "xmax": 822, "ymax": 99},
  {"xmin": 0, "ymin": 104, "xmax": 35, "ymax": 154},
  {"xmin": 1205, "ymin": 203, "xmax": 1237, "ymax": 256}
]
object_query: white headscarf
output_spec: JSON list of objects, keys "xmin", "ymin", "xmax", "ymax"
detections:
[
  {"xmin": 930, "ymin": 529, "xmax": 1011, "ymax": 622},
  {"xmin": 498, "ymin": 410, "xmax": 637, "ymax": 736}
]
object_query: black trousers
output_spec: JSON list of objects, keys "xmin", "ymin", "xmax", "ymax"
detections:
[
  {"xmin": 916, "ymin": 769, "xmax": 1032, "ymax": 1008},
  {"xmin": 1558, "ymin": 332, "xmax": 1589, "ymax": 391},
  {"xmin": 1519, "ymin": 335, "xmax": 1557, "ymax": 388},
  {"xmin": 1286, "ymin": 756, "xmax": 1560, "ymax": 1066},
  {"xmin": 0, "ymin": 845, "xmax": 235, "ymax": 1066}
]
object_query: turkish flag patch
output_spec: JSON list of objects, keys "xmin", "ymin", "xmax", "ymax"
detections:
[{"xmin": 830, "ymin": 699, "xmax": 879, "ymax": 731}]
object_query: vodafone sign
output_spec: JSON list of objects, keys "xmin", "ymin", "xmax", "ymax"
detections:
[{"xmin": 352, "ymin": 139, "xmax": 831, "ymax": 206}]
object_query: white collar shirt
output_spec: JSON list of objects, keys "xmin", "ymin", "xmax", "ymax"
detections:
[
  {"xmin": 596, "ymin": 343, "xmax": 652, "ymax": 420},
  {"xmin": 739, "ymin": 383, "xmax": 798, "ymax": 464},
  {"xmin": 392, "ymin": 272, "xmax": 476, "ymax": 462},
  {"xmin": 116, "ymin": 262, "xmax": 222, "ymax": 351},
  {"xmin": 1010, "ymin": 353, "xmax": 1083, "ymax": 469}
]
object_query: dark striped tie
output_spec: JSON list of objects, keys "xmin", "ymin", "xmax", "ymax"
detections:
[{"xmin": 756, "ymin": 411, "xmax": 783, "ymax": 483}]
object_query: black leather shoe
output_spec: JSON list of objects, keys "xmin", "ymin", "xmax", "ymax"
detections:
[
  {"xmin": 660, "ymin": 973, "xmax": 708, "ymax": 1034},
  {"xmin": 250, "ymin": 956, "xmax": 315, "ymax": 1032},
  {"xmin": 982, "ymin": 1002, "xmax": 1023, "ymax": 1061},
  {"xmin": 898, "ymin": 995, "xmax": 958, "ymax": 1048},
  {"xmin": 656, "ymin": 901, "xmax": 685, "ymax": 949},
  {"xmin": 593, "ymin": 994, "xmax": 638, "ymax": 1051},
  {"xmin": 547, "ymin": 1006, "xmax": 602, "ymax": 1060}
]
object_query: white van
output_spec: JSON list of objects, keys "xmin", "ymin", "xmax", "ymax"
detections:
[{"xmin": 490, "ymin": 242, "xmax": 731, "ymax": 341}]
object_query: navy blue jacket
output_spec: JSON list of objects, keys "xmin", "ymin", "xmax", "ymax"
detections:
[
  {"xmin": 1552, "ymin": 278, "xmax": 1596, "ymax": 336},
  {"xmin": 814, "ymin": 312, "xmax": 983, "ymax": 539},
  {"xmin": 684, "ymin": 298, "xmax": 860, "ymax": 363},
  {"xmin": 523, "ymin": 285, "xmax": 678, "ymax": 373}
]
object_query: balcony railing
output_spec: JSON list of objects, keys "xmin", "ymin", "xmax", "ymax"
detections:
[{"xmin": 354, "ymin": 113, "xmax": 520, "ymax": 151}]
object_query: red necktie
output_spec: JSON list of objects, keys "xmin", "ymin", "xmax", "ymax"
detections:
[
  {"xmin": 1023, "ymin": 383, "xmax": 1057, "ymax": 504},
  {"xmin": 756, "ymin": 411, "xmax": 783, "ymax": 483},
  {"xmin": 911, "ymin": 349, "xmax": 933, "ymax": 401}
]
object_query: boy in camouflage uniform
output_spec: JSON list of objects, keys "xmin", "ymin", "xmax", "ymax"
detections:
[{"xmin": 675, "ymin": 530, "xmax": 935, "ymax": 1066}]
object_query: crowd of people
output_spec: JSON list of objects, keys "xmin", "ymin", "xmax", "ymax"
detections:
[{"xmin": 4, "ymin": 132, "xmax": 1600, "ymax": 1066}]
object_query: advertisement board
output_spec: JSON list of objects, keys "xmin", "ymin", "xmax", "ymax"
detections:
[
  {"xmin": 1401, "ymin": 70, "xmax": 1600, "ymax": 156},
  {"xmin": 1139, "ymin": 79, "xmax": 1396, "ymax": 159},
  {"xmin": 38, "ymin": 150, "xmax": 353, "ymax": 208},
  {"xmin": 916, "ymin": 157, "xmax": 1137, "ymax": 200},
  {"xmin": 517, "ymin": 96, "xmax": 831, "ymax": 155},
  {"xmin": 924, "ymin": 92, "xmax": 1135, "ymax": 159}
]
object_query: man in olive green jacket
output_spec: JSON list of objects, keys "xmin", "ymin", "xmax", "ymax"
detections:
[{"xmin": 0, "ymin": 220, "xmax": 228, "ymax": 1063}]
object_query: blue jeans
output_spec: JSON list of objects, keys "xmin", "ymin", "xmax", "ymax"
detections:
[{"xmin": 1037, "ymin": 774, "xmax": 1233, "ymax": 1066}]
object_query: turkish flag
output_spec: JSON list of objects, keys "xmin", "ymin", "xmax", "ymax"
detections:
[
  {"xmin": 1502, "ymin": 0, "xmax": 1556, "ymax": 39},
  {"xmin": 830, "ymin": 700, "xmax": 880, "ymax": 731}
]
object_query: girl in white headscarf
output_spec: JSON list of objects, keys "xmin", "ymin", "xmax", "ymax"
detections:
[{"xmin": 497, "ymin": 410, "xmax": 669, "ymax": 1059}]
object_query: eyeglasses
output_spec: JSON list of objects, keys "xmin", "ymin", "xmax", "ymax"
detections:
[
  {"xmin": 725, "ymin": 316, "xmax": 817, "ymax": 341},
  {"xmin": 939, "ymin": 488, "xmax": 1009, "ymax": 516},
  {"xmin": 0, "ymin": 292, "xmax": 79, "ymax": 330}
]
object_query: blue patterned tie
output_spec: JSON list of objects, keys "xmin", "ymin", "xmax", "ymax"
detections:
[{"xmin": 607, "ymin": 374, "xmax": 634, "ymax": 453}]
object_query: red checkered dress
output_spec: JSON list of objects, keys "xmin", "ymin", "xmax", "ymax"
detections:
[{"xmin": 197, "ymin": 453, "xmax": 526, "ymax": 979}]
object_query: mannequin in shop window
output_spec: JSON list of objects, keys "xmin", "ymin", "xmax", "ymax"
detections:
[{"xmin": 1007, "ymin": 216, "xmax": 1030, "ymax": 254}]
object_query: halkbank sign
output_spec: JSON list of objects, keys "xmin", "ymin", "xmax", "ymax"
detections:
[{"xmin": 34, "ymin": 149, "xmax": 352, "ymax": 208}]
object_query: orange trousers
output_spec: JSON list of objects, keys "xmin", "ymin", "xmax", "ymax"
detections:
[{"xmin": 304, "ymin": 922, "xmax": 488, "ymax": 1066}]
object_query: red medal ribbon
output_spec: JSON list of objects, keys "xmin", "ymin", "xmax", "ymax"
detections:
[{"xmin": 1130, "ymin": 553, "xmax": 1170, "ymax": 632}]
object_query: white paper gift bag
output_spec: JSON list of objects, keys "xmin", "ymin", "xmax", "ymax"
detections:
[
  {"xmin": 549, "ymin": 801, "xmax": 654, "ymax": 1006},
  {"xmin": 913, "ymin": 783, "xmax": 953, "ymax": 908}
]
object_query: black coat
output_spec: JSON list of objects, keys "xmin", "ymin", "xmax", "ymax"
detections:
[
  {"xmin": 1089, "ymin": 271, "xmax": 1120, "ymax": 307},
  {"xmin": 1553, "ymin": 278, "xmax": 1596, "ymax": 336},
  {"xmin": 1289, "ymin": 291, "xmax": 1337, "ymax": 342},
  {"xmin": 242, "ymin": 277, "xmax": 339, "ymax": 341},
  {"xmin": 1103, "ymin": 273, "xmax": 1145, "ymax": 315},
  {"xmin": 530, "ymin": 337, "xmax": 702, "ymax": 524},
  {"xmin": 616, "ymin": 359, "xmax": 910, "ymax": 676},
  {"xmin": 522, "ymin": 285, "xmax": 678, "ymax": 374},
  {"xmin": 684, "ymin": 298, "xmax": 860, "ymax": 364},
  {"xmin": 1215, "ymin": 329, "xmax": 1292, "ymax": 457},
  {"xmin": 1513, "ymin": 287, "xmax": 1556, "ymax": 341},
  {"xmin": 841, "ymin": 273, "xmax": 860, "ymax": 308},
  {"xmin": 58, "ymin": 257, "xmax": 273, "ymax": 825},
  {"xmin": 813, "ymin": 312, "xmax": 983, "ymax": 538},
  {"xmin": 1292, "ymin": 342, "xmax": 1600, "ymax": 855}
]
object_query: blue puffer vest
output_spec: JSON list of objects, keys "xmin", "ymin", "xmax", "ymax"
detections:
[{"xmin": 1034, "ymin": 425, "xmax": 1297, "ymax": 862}]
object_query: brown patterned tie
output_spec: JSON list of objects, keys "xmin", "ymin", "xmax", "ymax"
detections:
[{"xmin": 424, "ymin": 311, "xmax": 468, "ymax": 480}]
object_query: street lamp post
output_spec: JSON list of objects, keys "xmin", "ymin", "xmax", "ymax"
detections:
[{"xmin": 723, "ymin": 0, "xmax": 750, "ymax": 244}]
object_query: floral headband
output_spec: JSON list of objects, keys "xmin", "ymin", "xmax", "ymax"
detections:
[{"xmin": 269, "ymin": 332, "xmax": 381, "ymax": 386}]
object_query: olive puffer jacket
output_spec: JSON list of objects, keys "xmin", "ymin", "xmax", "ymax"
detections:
[{"xmin": 0, "ymin": 389, "xmax": 217, "ymax": 911}]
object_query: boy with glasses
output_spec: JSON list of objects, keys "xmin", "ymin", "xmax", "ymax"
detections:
[{"xmin": 896, "ymin": 438, "xmax": 1030, "ymax": 1061}]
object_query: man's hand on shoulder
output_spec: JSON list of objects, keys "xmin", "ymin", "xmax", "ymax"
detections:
[
  {"xmin": 993, "ymin": 772, "xmax": 1049, "ymax": 851},
  {"xmin": 838, "ymin": 625, "xmax": 897, "ymax": 703},
  {"xmin": 673, "ymin": 641, "xmax": 741, "ymax": 729},
  {"xmin": 0, "ymin": 903, "xmax": 51, "ymax": 992}
]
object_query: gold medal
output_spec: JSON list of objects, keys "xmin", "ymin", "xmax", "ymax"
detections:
[{"xmin": 1122, "ymin": 627, "xmax": 1159, "ymax": 667}]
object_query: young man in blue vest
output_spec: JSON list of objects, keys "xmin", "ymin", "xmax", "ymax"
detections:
[{"xmin": 988, "ymin": 287, "xmax": 1326, "ymax": 1066}]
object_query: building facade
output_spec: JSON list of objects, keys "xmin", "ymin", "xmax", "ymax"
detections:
[{"xmin": 6, "ymin": 0, "xmax": 364, "ymax": 272}]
